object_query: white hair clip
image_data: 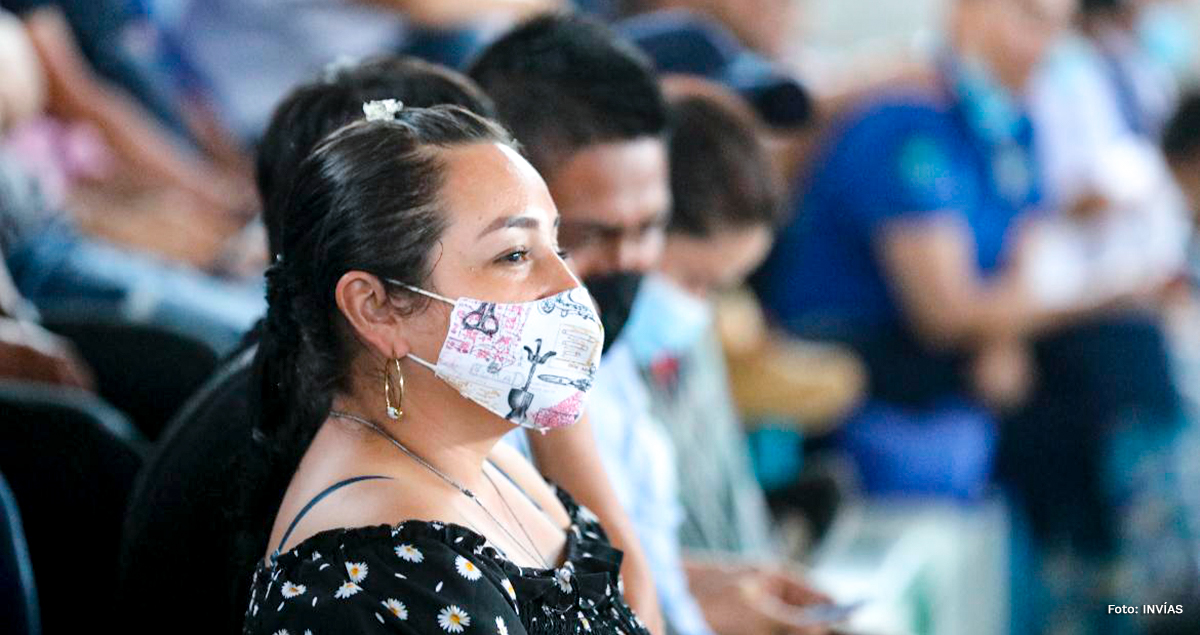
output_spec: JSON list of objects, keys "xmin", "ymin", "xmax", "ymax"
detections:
[{"xmin": 363, "ymin": 99, "xmax": 404, "ymax": 122}]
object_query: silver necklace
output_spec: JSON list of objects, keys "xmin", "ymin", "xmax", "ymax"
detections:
[
  {"xmin": 328, "ymin": 410, "xmax": 552, "ymax": 569},
  {"xmin": 481, "ymin": 468, "xmax": 550, "ymax": 572}
]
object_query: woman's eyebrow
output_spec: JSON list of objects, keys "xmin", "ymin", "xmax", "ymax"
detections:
[{"xmin": 477, "ymin": 215, "xmax": 539, "ymax": 238}]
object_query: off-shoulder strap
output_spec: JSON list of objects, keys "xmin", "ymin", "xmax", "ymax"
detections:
[{"xmin": 271, "ymin": 475, "xmax": 394, "ymax": 563}]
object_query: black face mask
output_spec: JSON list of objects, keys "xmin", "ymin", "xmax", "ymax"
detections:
[{"xmin": 582, "ymin": 271, "xmax": 643, "ymax": 354}]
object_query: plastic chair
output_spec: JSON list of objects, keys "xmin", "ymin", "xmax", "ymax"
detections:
[
  {"xmin": 119, "ymin": 344, "xmax": 285, "ymax": 633},
  {"xmin": 42, "ymin": 314, "xmax": 221, "ymax": 441},
  {"xmin": 0, "ymin": 470, "xmax": 39, "ymax": 635},
  {"xmin": 0, "ymin": 381, "xmax": 146, "ymax": 633}
]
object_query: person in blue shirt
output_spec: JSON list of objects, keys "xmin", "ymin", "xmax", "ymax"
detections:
[
  {"xmin": 757, "ymin": 0, "xmax": 1198, "ymax": 631},
  {"xmin": 756, "ymin": 0, "xmax": 1083, "ymax": 412}
]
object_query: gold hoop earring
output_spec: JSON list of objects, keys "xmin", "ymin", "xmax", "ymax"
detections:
[{"xmin": 384, "ymin": 357, "xmax": 405, "ymax": 420}]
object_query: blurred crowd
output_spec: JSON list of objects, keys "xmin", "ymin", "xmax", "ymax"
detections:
[{"xmin": 0, "ymin": 1, "xmax": 1199, "ymax": 634}]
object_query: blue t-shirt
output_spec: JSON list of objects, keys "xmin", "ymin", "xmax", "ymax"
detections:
[{"xmin": 756, "ymin": 86, "xmax": 1041, "ymax": 333}]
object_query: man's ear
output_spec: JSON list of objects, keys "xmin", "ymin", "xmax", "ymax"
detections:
[{"xmin": 335, "ymin": 271, "xmax": 411, "ymax": 359}]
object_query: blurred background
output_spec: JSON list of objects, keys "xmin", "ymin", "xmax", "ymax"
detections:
[{"xmin": 1, "ymin": 1, "xmax": 1199, "ymax": 634}]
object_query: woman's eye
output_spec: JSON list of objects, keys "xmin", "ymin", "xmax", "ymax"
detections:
[
  {"xmin": 500, "ymin": 249, "xmax": 529, "ymax": 263},
  {"xmin": 556, "ymin": 249, "xmax": 570, "ymax": 260}
]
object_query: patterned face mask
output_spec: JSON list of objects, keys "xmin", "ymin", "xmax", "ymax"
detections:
[{"xmin": 387, "ymin": 279, "xmax": 604, "ymax": 432}]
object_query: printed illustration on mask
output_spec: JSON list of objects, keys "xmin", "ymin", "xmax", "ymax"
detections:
[
  {"xmin": 423, "ymin": 293, "xmax": 599, "ymax": 431},
  {"xmin": 538, "ymin": 287, "xmax": 598, "ymax": 322},
  {"xmin": 507, "ymin": 338, "xmax": 557, "ymax": 421},
  {"xmin": 463, "ymin": 301, "xmax": 500, "ymax": 336},
  {"xmin": 537, "ymin": 365, "xmax": 596, "ymax": 393}
]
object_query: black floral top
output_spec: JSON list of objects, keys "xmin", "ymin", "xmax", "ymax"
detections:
[{"xmin": 243, "ymin": 486, "xmax": 648, "ymax": 635}]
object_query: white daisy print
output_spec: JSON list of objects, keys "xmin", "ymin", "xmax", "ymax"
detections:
[
  {"xmin": 555, "ymin": 567, "xmax": 573, "ymax": 594},
  {"xmin": 311, "ymin": 551, "xmax": 322, "ymax": 561},
  {"xmin": 437, "ymin": 605, "xmax": 471, "ymax": 633},
  {"xmin": 280, "ymin": 582, "xmax": 306, "ymax": 598},
  {"xmin": 579, "ymin": 613, "xmax": 592, "ymax": 632},
  {"xmin": 501, "ymin": 578, "xmax": 517, "ymax": 601},
  {"xmin": 274, "ymin": 630, "xmax": 289, "ymax": 635},
  {"xmin": 382, "ymin": 598, "xmax": 408, "ymax": 620},
  {"xmin": 577, "ymin": 505, "xmax": 599, "ymax": 524},
  {"xmin": 455, "ymin": 556, "xmax": 482, "ymax": 581},
  {"xmin": 345, "ymin": 561, "xmax": 369, "ymax": 583},
  {"xmin": 395, "ymin": 544, "xmax": 424, "ymax": 563},
  {"xmin": 496, "ymin": 616, "xmax": 509, "ymax": 635},
  {"xmin": 334, "ymin": 581, "xmax": 362, "ymax": 599}
]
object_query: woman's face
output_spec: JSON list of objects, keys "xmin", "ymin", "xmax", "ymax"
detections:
[{"xmin": 399, "ymin": 142, "xmax": 579, "ymax": 360}]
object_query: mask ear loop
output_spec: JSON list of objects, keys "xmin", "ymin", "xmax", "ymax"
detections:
[
  {"xmin": 382, "ymin": 277, "xmax": 456, "ymax": 305},
  {"xmin": 381, "ymin": 277, "xmax": 448, "ymax": 373}
]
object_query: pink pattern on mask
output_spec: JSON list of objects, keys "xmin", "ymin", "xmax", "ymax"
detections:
[
  {"xmin": 443, "ymin": 299, "xmax": 530, "ymax": 371},
  {"xmin": 532, "ymin": 390, "xmax": 584, "ymax": 430}
]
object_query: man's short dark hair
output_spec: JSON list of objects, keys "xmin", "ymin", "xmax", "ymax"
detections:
[
  {"xmin": 256, "ymin": 55, "xmax": 496, "ymax": 257},
  {"xmin": 1164, "ymin": 92, "xmax": 1200, "ymax": 165},
  {"xmin": 467, "ymin": 13, "xmax": 668, "ymax": 176},
  {"xmin": 666, "ymin": 88, "xmax": 784, "ymax": 237}
]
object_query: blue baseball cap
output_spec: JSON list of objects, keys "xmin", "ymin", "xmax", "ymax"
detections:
[{"xmin": 619, "ymin": 10, "xmax": 813, "ymax": 128}]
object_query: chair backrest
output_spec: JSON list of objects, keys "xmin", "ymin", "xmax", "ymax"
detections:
[
  {"xmin": 0, "ymin": 470, "xmax": 39, "ymax": 635},
  {"xmin": 0, "ymin": 381, "xmax": 146, "ymax": 633},
  {"xmin": 119, "ymin": 344, "xmax": 289, "ymax": 633},
  {"xmin": 43, "ymin": 316, "xmax": 221, "ymax": 440}
]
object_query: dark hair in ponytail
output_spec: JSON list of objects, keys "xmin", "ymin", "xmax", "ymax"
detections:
[{"xmin": 252, "ymin": 104, "xmax": 514, "ymax": 488}]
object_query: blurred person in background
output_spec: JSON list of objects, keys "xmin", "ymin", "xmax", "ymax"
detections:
[
  {"xmin": 628, "ymin": 77, "xmax": 783, "ymax": 558},
  {"xmin": 752, "ymin": 0, "xmax": 1196, "ymax": 631},
  {"xmin": 0, "ymin": 9, "xmax": 264, "ymax": 353},
  {"xmin": 0, "ymin": 8, "xmax": 90, "ymax": 389},
  {"xmin": 754, "ymin": 0, "xmax": 1074, "ymax": 498},
  {"xmin": 1165, "ymin": 92, "xmax": 1200, "ymax": 216},
  {"xmin": 617, "ymin": 0, "xmax": 802, "ymax": 60},
  {"xmin": 0, "ymin": 0, "xmax": 250, "ymax": 216},
  {"xmin": 1027, "ymin": 0, "xmax": 1194, "ymax": 309},
  {"xmin": 617, "ymin": 5, "xmax": 866, "ymax": 531},
  {"xmin": 1020, "ymin": 1, "xmax": 1200, "ymax": 631},
  {"xmin": 167, "ymin": 0, "xmax": 566, "ymax": 142},
  {"xmin": 618, "ymin": 77, "xmax": 846, "ymax": 634},
  {"xmin": 472, "ymin": 14, "xmax": 834, "ymax": 635}
]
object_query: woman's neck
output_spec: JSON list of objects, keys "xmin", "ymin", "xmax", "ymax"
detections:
[{"xmin": 328, "ymin": 361, "xmax": 511, "ymax": 493}]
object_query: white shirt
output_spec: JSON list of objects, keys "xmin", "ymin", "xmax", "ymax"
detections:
[{"xmin": 1024, "ymin": 34, "xmax": 1188, "ymax": 309}]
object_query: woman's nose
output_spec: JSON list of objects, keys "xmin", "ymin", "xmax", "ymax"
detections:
[{"xmin": 542, "ymin": 250, "xmax": 582, "ymax": 298}]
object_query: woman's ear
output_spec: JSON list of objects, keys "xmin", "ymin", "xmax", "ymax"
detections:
[{"xmin": 335, "ymin": 271, "xmax": 411, "ymax": 358}]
